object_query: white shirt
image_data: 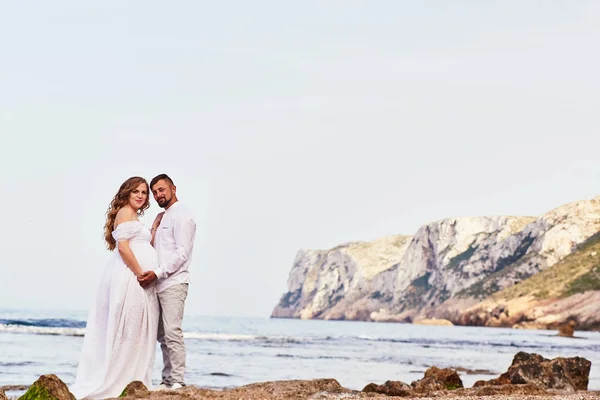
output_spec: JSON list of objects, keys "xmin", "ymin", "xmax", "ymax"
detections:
[{"xmin": 153, "ymin": 201, "xmax": 196, "ymax": 293}]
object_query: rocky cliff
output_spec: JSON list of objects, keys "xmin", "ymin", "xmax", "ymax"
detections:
[
  {"xmin": 272, "ymin": 196, "xmax": 600, "ymax": 329},
  {"xmin": 458, "ymin": 231, "xmax": 600, "ymax": 330}
]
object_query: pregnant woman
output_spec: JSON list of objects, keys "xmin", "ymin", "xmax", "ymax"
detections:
[{"xmin": 70, "ymin": 176, "xmax": 159, "ymax": 399}]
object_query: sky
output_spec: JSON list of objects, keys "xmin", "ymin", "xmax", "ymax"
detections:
[{"xmin": 1, "ymin": 1, "xmax": 599, "ymax": 318}]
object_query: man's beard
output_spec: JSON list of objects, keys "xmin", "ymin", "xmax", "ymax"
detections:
[{"xmin": 158, "ymin": 197, "xmax": 170, "ymax": 208}]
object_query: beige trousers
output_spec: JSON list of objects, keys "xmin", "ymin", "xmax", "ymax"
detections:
[{"xmin": 157, "ymin": 283, "xmax": 188, "ymax": 386}]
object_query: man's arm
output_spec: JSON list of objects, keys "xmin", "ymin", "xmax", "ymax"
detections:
[{"xmin": 154, "ymin": 215, "xmax": 196, "ymax": 280}]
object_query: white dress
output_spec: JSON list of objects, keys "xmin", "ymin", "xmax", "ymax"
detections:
[{"xmin": 70, "ymin": 221, "xmax": 160, "ymax": 400}]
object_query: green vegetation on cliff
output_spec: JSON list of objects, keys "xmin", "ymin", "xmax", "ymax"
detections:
[
  {"xmin": 563, "ymin": 264, "xmax": 600, "ymax": 296},
  {"xmin": 490, "ymin": 231, "xmax": 600, "ymax": 301}
]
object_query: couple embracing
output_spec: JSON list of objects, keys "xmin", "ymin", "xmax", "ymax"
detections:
[{"xmin": 70, "ymin": 174, "xmax": 196, "ymax": 399}]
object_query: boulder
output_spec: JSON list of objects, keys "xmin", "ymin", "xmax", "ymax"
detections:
[
  {"xmin": 18, "ymin": 374, "xmax": 75, "ymax": 400},
  {"xmin": 413, "ymin": 318, "xmax": 454, "ymax": 326},
  {"xmin": 363, "ymin": 380, "xmax": 413, "ymax": 396},
  {"xmin": 474, "ymin": 352, "xmax": 591, "ymax": 391},
  {"xmin": 0, "ymin": 386, "xmax": 28, "ymax": 392},
  {"xmin": 227, "ymin": 378, "xmax": 349, "ymax": 399},
  {"xmin": 119, "ymin": 381, "xmax": 149, "ymax": 398},
  {"xmin": 558, "ymin": 319, "xmax": 576, "ymax": 337},
  {"xmin": 410, "ymin": 366, "xmax": 463, "ymax": 392}
]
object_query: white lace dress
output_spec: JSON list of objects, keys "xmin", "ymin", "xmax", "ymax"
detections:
[{"xmin": 70, "ymin": 221, "xmax": 160, "ymax": 400}]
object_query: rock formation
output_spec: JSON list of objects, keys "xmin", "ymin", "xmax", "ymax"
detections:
[
  {"xmin": 119, "ymin": 381, "xmax": 149, "ymax": 398},
  {"xmin": 9, "ymin": 357, "xmax": 594, "ymax": 400},
  {"xmin": 363, "ymin": 380, "xmax": 412, "ymax": 396},
  {"xmin": 473, "ymin": 352, "xmax": 591, "ymax": 391},
  {"xmin": 272, "ymin": 196, "xmax": 600, "ymax": 329},
  {"xmin": 18, "ymin": 374, "xmax": 75, "ymax": 400},
  {"xmin": 411, "ymin": 367, "xmax": 464, "ymax": 392},
  {"xmin": 558, "ymin": 320, "xmax": 577, "ymax": 337}
]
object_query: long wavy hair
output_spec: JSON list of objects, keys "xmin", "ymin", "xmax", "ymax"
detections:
[{"xmin": 103, "ymin": 176, "xmax": 150, "ymax": 250}]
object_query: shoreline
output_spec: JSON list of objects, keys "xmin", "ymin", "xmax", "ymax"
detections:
[
  {"xmin": 270, "ymin": 315, "xmax": 600, "ymax": 334},
  {"xmin": 3, "ymin": 352, "xmax": 594, "ymax": 400},
  {"xmin": 4, "ymin": 379, "xmax": 600, "ymax": 400}
]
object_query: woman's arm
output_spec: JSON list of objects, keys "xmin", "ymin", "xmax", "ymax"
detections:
[
  {"xmin": 114, "ymin": 207, "xmax": 145, "ymax": 277},
  {"xmin": 118, "ymin": 240, "xmax": 145, "ymax": 277}
]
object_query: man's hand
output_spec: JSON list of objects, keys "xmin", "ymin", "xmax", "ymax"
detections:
[{"xmin": 138, "ymin": 271, "xmax": 158, "ymax": 288}]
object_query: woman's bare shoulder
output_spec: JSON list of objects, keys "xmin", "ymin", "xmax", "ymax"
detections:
[{"xmin": 114, "ymin": 207, "xmax": 138, "ymax": 227}]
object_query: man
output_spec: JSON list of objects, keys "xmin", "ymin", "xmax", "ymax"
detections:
[{"xmin": 138, "ymin": 174, "xmax": 196, "ymax": 390}]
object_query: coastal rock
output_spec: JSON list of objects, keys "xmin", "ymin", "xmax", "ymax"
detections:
[
  {"xmin": 458, "ymin": 197, "xmax": 600, "ymax": 300},
  {"xmin": 110, "ymin": 379, "xmax": 351, "ymax": 400},
  {"xmin": 11, "ymin": 376, "xmax": 600, "ymax": 400},
  {"xmin": 119, "ymin": 381, "xmax": 149, "ymax": 397},
  {"xmin": 271, "ymin": 235, "xmax": 412, "ymax": 320},
  {"xmin": 457, "ymin": 230, "xmax": 600, "ymax": 331},
  {"xmin": 219, "ymin": 379, "xmax": 350, "ymax": 400},
  {"xmin": 363, "ymin": 380, "xmax": 412, "ymax": 396},
  {"xmin": 272, "ymin": 196, "xmax": 600, "ymax": 328},
  {"xmin": 273, "ymin": 216, "xmax": 533, "ymax": 321},
  {"xmin": 369, "ymin": 308, "xmax": 405, "ymax": 323},
  {"xmin": 18, "ymin": 374, "xmax": 75, "ymax": 400},
  {"xmin": 410, "ymin": 367, "xmax": 463, "ymax": 392},
  {"xmin": 0, "ymin": 386, "xmax": 28, "ymax": 392},
  {"xmin": 0, "ymin": 389, "xmax": 7, "ymax": 400},
  {"xmin": 474, "ymin": 352, "xmax": 591, "ymax": 391},
  {"xmin": 413, "ymin": 318, "xmax": 453, "ymax": 326},
  {"xmin": 391, "ymin": 216, "xmax": 536, "ymax": 310},
  {"xmin": 558, "ymin": 320, "xmax": 576, "ymax": 337}
]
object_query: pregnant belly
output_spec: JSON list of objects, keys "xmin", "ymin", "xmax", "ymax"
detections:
[{"xmin": 130, "ymin": 242, "xmax": 159, "ymax": 272}]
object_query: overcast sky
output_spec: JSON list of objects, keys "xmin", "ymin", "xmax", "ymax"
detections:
[{"xmin": 1, "ymin": 1, "xmax": 599, "ymax": 317}]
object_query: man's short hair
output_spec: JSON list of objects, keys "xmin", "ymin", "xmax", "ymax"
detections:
[{"xmin": 150, "ymin": 174, "xmax": 175, "ymax": 189}]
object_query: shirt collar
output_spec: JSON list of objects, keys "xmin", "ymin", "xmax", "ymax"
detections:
[{"xmin": 165, "ymin": 200, "xmax": 180, "ymax": 213}]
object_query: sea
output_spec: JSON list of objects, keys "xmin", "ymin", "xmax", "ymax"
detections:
[{"xmin": 1, "ymin": 308, "xmax": 599, "ymax": 398}]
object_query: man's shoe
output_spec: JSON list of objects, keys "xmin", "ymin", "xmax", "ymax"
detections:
[
  {"xmin": 171, "ymin": 383, "xmax": 184, "ymax": 390},
  {"xmin": 156, "ymin": 383, "xmax": 170, "ymax": 391}
]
